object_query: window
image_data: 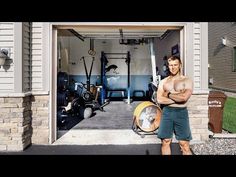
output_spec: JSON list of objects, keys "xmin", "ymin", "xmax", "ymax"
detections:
[{"xmin": 233, "ymin": 47, "xmax": 236, "ymax": 72}]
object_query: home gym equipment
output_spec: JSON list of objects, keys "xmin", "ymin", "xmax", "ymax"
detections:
[
  {"xmin": 57, "ymin": 107, "xmax": 68, "ymax": 127},
  {"xmin": 133, "ymin": 90, "xmax": 146, "ymax": 100},
  {"xmin": 105, "ymin": 64, "xmax": 118, "ymax": 74},
  {"xmin": 81, "ymin": 106, "xmax": 93, "ymax": 119},
  {"xmin": 57, "ymin": 90, "xmax": 70, "ymax": 106},
  {"xmin": 132, "ymin": 101, "xmax": 162, "ymax": 137},
  {"xmin": 88, "ymin": 39, "xmax": 96, "ymax": 56},
  {"xmin": 57, "ymin": 71, "xmax": 69, "ymax": 91},
  {"xmin": 81, "ymin": 56, "xmax": 94, "ymax": 96},
  {"xmin": 148, "ymin": 81, "xmax": 158, "ymax": 104},
  {"xmin": 70, "ymin": 96, "xmax": 93, "ymax": 119},
  {"xmin": 57, "ymin": 71, "xmax": 70, "ymax": 126},
  {"xmin": 100, "ymin": 51, "xmax": 131, "ymax": 104},
  {"xmin": 79, "ymin": 56, "xmax": 109, "ymax": 112}
]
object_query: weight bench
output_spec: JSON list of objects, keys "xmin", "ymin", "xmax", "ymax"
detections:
[
  {"xmin": 133, "ymin": 90, "xmax": 145, "ymax": 97},
  {"xmin": 107, "ymin": 89, "xmax": 126, "ymax": 98}
]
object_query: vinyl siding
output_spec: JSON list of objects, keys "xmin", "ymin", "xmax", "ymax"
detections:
[
  {"xmin": 31, "ymin": 22, "xmax": 43, "ymax": 91},
  {"xmin": 208, "ymin": 22, "xmax": 236, "ymax": 91},
  {"xmin": 0, "ymin": 22, "xmax": 14, "ymax": 92},
  {"xmin": 23, "ymin": 22, "xmax": 32, "ymax": 92},
  {"xmin": 193, "ymin": 22, "xmax": 201, "ymax": 89}
]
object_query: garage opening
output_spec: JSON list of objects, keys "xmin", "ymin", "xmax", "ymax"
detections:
[{"xmin": 52, "ymin": 24, "xmax": 183, "ymax": 142}]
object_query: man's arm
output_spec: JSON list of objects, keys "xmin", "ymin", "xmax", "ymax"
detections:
[
  {"xmin": 156, "ymin": 79, "xmax": 175, "ymax": 105},
  {"xmin": 168, "ymin": 89, "xmax": 192, "ymax": 103},
  {"xmin": 168, "ymin": 78, "xmax": 193, "ymax": 103}
]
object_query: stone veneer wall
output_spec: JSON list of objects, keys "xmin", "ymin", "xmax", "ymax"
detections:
[
  {"xmin": 31, "ymin": 95, "xmax": 49, "ymax": 144},
  {"xmin": 188, "ymin": 94, "xmax": 210, "ymax": 142},
  {"xmin": 0, "ymin": 94, "xmax": 49, "ymax": 151},
  {"xmin": 0, "ymin": 96, "xmax": 32, "ymax": 151}
]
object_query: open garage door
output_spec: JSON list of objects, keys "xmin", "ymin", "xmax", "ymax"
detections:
[{"xmin": 50, "ymin": 23, "xmax": 184, "ymax": 143}]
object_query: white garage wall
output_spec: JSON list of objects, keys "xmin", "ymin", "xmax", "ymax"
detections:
[
  {"xmin": 155, "ymin": 30, "xmax": 180, "ymax": 76},
  {"xmin": 58, "ymin": 37, "xmax": 153, "ymax": 76}
]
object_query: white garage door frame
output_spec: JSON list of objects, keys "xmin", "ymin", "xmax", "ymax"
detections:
[{"xmin": 49, "ymin": 22, "xmax": 188, "ymax": 144}]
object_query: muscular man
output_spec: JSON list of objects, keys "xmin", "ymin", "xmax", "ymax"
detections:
[{"xmin": 157, "ymin": 56, "xmax": 193, "ymax": 155}]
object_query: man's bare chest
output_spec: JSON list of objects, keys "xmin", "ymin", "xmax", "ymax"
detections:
[{"xmin": 164, "ymin": 78, "xmax": 186, "ymax": 92}]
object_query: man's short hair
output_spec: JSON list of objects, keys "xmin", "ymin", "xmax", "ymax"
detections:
[{"xmin": 167, "ymin": 56, "xmax": 182, "ymax": 64}]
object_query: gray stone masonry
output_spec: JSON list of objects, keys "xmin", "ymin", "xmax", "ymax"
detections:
[
  {"xmin": 188, "ymin": 94, "xmax": 210, "ymax": 142},
  {"xmin": 0, "ymin": 95, "xmax": 49, "ymax": 151},
  {"xmin": 0, "ymin": 96, "xmax": 32, "ymax": 151},
  {"xmin": 31, "ymin": 95, "xmax": 49, "ymax": 144}
]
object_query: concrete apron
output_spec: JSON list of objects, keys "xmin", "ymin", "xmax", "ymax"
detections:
[
  {"xmin": 53, "ymin": 101, "xmax": 200, "ymax": 146},
  {"xmin": 53, "ymin": 129, "xmax": 203, "ymax": 145},
  {"xmin": 53, "ymin": 129, "xmax": 163, "ymax": 145}
]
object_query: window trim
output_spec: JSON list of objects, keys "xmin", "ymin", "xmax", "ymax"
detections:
[{"xmin": 233, "ymin": 46, "xmax": 236, "ymax": 72}]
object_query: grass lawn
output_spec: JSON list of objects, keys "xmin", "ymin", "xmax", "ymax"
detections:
[{"xmin": 223, "ymin": 97, "xmax": 236, "ymax": 133}]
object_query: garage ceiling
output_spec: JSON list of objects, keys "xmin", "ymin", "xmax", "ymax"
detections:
[
  {"xmin": 72, "ymin": 29, "xmax": 167, "ymax": 39},
  {"xmin": 57, "ymin": 25, "xmax": 180, "ymax": 39}
]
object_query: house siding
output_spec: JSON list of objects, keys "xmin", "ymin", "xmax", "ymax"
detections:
[
  {"xmin": 0, "ymin": 22, "xmax": 14, "ymax": 92},
  {"xmin": 23, "ymin": 22, "xmax": 32, "ymax": 92},
  {"xmin": 193, "ymin": 23, "xmax": 201, "ymax": 89},
  {"xmin": 0, "ymin": 22, "xmax": 50, "ymax": 151},
  {"xmin": 209, "ymin": 22, "xmax": 236, "ymax": 92},
  {"xmin": 188, "ymin": 23, "xmax": 209, "ymax": 141},
  {"xmin": 31, "ymin": 23, "xmax": 43, "ymax": 91},
  {"xmin": 0, "ymin": 22, "xmax": 210, "ymax": 151}
]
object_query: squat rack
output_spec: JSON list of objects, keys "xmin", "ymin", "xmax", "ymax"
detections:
[{"xmin": 100, "ymin": 51, "xmax": 131, "ymax": 104}]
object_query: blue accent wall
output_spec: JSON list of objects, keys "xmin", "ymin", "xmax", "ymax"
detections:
[{"xmin": 69, "ymin": 75, "xmax": 152, "ymax": 97}]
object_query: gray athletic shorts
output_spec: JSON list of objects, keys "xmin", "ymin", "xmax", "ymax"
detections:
[{"xmin": 157, "ymin": 106, "xmax": 192, "ymax": 141}]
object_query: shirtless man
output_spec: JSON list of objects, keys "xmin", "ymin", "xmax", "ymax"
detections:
[{"xmin": 157, "ymin": 56, "xmax": 193, "ymax": 155}]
